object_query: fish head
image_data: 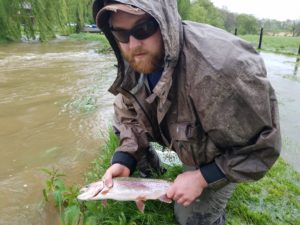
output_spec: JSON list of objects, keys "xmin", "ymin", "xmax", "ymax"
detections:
[{"xmin": 77, "ymin": 180, "xmax": 105, "ymax": 200}]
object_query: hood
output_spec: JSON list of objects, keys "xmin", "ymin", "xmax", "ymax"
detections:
[{"xmin": 93, "ymin": 0, "xmax": 182, "ymax": 95}]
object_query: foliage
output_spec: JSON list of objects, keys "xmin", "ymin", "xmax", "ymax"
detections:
[
  {"xmin": 43, "ymin": 127, "xmax": 300, "ymax": 225},
  {"xmin": 2, "ymin": 0, "xmax": 299, "ymax": 42},
  {"xmin": 0, "ymin": 0, "xmax": 22, "ymax": 41},
  {"xmin": 69, "ymin": 33, "xmax": 112, "ymax": 53},
  {"xmin": 236, "ymin": 14, "xmax": 259, "ymax": 35},
  {"xmin": 219, "ymin": 9, "xmax": 237, "ymax": 33},
  {"xmin": 294, "ymin": 22, "xmax": 300, "ymax": 36},
  {"xmin": 181, "ymin": 0, "xmax": 224, "ymax": 28},
  {"xmin": 177, "ymin": 0, "xmax": 191, "ymax": 20},
  {"xmin": 42, "ymin": 168, "xmax": 82, "ymax": 225},
  {"xmin": 227, "ymin": 158, "xmax": 300, "ymax": 225},
  {"xmin": 0, "ymin": 0, "xmax": 94, "ymax": 42}
]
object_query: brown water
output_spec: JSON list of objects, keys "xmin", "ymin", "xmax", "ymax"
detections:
[
  {"xmin": 0, "ymin": 39, "xmax": 299, "ymax": 225},
  {"xmin": 0, "ymin": 37, "xmax": 115, "ymax": 225}
]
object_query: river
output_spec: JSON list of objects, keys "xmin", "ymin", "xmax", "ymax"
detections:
[
  {"xmin": 0, "ymin": 38, "xmax": 299, "ymax": 225},
  {"xmin": 0, "ymin": 37, "xmax": 116, "ymax": 225}
]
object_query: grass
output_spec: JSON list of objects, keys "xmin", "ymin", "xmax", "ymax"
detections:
[
  {"xmin": 240, "ymin": 35, "xmax": 300, "ymax": 56},
  {"xmin": 68, "ymin": 33, "xmax": 112, "ymax": 53},
  {"xmin": 226, "ymin": 157, "xmax": 300, "ymax": 225},
  {"xmin": 43, "ymin": 128, "xmax": 300, "ymax": 225},
  {"xmin": 67, "ymin": 32, "xmax": 300, "ymax": 56}
]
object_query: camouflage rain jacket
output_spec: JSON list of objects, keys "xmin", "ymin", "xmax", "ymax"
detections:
[{"xmin": 93, "ymin": 0, "xmax": 281, "ymax": 184}]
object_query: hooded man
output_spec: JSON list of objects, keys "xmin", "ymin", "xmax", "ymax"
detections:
[{"xmin": 92, "ymin": 0, "xmax": 281, "ymax": 224}]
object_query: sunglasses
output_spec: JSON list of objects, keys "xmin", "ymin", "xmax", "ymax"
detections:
[{"xmin": 110, "ymin": 18, "xmax": 159, "ymax": 43}]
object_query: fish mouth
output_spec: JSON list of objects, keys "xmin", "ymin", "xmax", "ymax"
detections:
[{"xmin": 77, "ymin": 180, "xmax": 105, "ymax": 200}]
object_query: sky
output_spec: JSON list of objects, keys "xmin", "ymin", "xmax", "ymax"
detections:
[{"xmin": 210, "ymin": 0, "xmax": 300, "ymax": 21}]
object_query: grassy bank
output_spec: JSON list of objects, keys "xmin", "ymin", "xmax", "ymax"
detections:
[
  {"xmin": 43, "ymin": 128, "xmax": 300, "ymax": 225},
  {"xmin": 68, "ymin": 32, "xmax": 300, "ymax": 57},
  {"xmin": 68, "ymin": 33, "xmax": 111, "ymax": 53},
  {"xmin": 240, "ymin": 34, "xmax": 300, "ymax": 56}
]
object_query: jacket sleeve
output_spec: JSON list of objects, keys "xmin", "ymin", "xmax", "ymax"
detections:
[
  {"xmin": 193, "ymin": 47, "xmax": 281, "ymax": 182},
  {"xmin": 112, "ymin": 93, "xmax": 150, "ymax": 172}
]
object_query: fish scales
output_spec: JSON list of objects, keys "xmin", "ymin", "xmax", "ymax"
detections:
[
  {"xmin": 101, "ymin": 178, "xmax": 171, "ymax": 201},
  {"xmin": 78, "ymin": 177, "xmax": 171, "ymax": 201}
]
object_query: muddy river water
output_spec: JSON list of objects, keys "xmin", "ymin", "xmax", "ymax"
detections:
[{"xmin": 0, "ymin": 38, "xmax": 299, "ymax": 225}]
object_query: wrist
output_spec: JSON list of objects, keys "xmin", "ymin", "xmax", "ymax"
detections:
[
  {"xmin": 111, "ymin": 151, "xmax": 137, "ymax": 175},
  {"xmin": 197, "ymin": 170, "xmax": 208, "ymax": 188}
]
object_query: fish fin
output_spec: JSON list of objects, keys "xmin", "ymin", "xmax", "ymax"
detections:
[
  {"xmin": 135, "ymin": 200, "xmax": 145, "ymax": 213},
  {"xmin": 92, "ymin": 181, "xmax": 105, "ymax": 197},
  {"xmin": 100, "ymin": 185, "xmax": 110, "ymax": 195},
  {"xmin": 102, "ymin": 200, "xmax": 108, "ymax": 208},
  {"xmin": 159, "ymin": 194, "xmax": 172, "ymax": 203}
]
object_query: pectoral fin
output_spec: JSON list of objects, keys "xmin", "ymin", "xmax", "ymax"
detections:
[
  {"xmin": 135, "ymin": 200, "xmax": 145, "ymax": 213},
  {"xmin": 102, "ymin": 199, "xmax": 108, "ymax": 208},
  {"xmin": 100, "ymin": 185, "xmax": 110, "ymax": 195}
]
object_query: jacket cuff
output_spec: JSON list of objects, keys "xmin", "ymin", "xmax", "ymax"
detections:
[
  {"xmin": 111, "ymin": 151, "xmax": 137, "ymax": 175},
  {"xmin": 200, "ymin": 161, "xmax": 225, "ymax": 184}
]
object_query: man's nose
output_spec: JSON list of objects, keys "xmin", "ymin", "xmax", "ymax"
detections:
[{"xmin": 128, "ymin": 35, "xmax": 142, "ymax": 49}]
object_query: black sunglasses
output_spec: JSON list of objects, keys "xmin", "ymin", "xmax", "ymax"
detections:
[{"xmin": 110, "ymin": 18, "xmax": 159, "ymax": 43}]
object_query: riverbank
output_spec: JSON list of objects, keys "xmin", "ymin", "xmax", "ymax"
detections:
[
  {"xmin": 240, "ymin": 34, "xmax": 300, "ymax": 56},
  {"xmin": 70, "ymin": 33, "xmax": 300, "ymax": 57},
  {"xmin": 1, "ymin": 32, "xmax": 298, "ymax": 57},
  {"xmin": 43, "ymin": 128, "xmax": 300, "ymax": 225}
]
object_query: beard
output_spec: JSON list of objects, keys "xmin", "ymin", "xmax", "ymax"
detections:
[{"xmin": 120, "ymin": 45, "xmax": 164, "ymax": 74}]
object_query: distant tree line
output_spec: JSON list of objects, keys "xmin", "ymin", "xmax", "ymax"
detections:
[
  {"xmin": 0, "ymin": 0, "xmax": 299, "ymax": 42},
  {"xmin": 178, "ymin": 0, "xmax": 300, "ymax": 36}
]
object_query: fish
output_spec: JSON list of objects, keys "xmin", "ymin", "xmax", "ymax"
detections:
[{"xmin": 77, "ymin": 177, "xmax": 173, "ymax": 212}]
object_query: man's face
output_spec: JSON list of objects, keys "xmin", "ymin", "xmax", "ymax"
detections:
[{"xmin": 110, "ymin": 11, "xmax": 164, "ymax": 74}]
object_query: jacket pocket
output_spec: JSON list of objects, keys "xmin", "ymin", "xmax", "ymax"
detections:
[
  {"xmin": 169, "ymin": 122, "xmax": 204, "ymax": 165},
  {"xmin": 169, "ymin": 122, "xmax": 199, "ymax": 142}
]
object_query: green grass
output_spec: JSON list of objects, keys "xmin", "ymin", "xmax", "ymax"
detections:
[
  {"xmin": 226, "ymin": 158, "xmax": 300, "ymax": 225},
  {"xmin": 68, "ymin": 33, "xmax": 111, "ymax": 53},
  {"xmin": 240, "ymin": 35, "xmax": 300, "ymax": 56},
  {"xmin": 43, "ymin": 128, "xmax": 300, "ymax": 225},
  {"xmin": 68, "ymin": 33, "xmax": 104, "ymax": 42}
]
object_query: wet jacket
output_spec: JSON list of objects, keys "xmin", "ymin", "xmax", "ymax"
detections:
[{"xmin": 93, "ymin": 0, "xmax": 281, "ymax": 185}]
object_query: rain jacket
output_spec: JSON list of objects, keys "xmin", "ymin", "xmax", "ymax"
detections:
[{"xmin": 93, "ymin": 0, "xmax": 281, "ymax": 186}]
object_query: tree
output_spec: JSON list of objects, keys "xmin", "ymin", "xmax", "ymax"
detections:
[
  {"xmin": 0, "ymin": 0, "xmax": 22, "ymax": 41},
  {"xmin": 236, "ymin": 14, "xmax": 259, "ymax": 35},
  {"xmin": 295, "ymin": 22, "xmax": 300, "ymax": 36},
  {"xmin": 187, "ymin": 0, "xmax": 224, "ymax": 28},
  {"xmin": 0, "ymin": 0, "xmax": 94, "ymax": 42},
  {"xmin": 177, "ymin": 0, "xmax": 191, "ymax": 20},
  {"xmin": 219, "ymin": 9, "xmax": 237, "ymax": 33}
]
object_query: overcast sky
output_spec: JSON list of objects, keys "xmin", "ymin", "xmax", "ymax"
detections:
[{"xmin": 210, "ymin": 0, "xmax": 300, "ymax": 21}]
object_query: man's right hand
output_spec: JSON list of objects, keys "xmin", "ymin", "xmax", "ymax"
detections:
[{"xmin": 102, "ymin": 163, "xmax": 130, "ymax": 187}]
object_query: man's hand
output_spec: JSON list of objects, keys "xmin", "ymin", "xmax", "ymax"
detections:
[
  {"xmin": 102, "ymin": 163, "xmax": 130, "ymax": 187},
  {"xmin": 167, "ymin": 170, "xmax": 208, "ymax": 206}
]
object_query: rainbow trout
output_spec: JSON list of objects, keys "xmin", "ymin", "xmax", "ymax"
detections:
[{"xmin": 77, "ymin": 177, "xmax": 173, "ymax": 212}]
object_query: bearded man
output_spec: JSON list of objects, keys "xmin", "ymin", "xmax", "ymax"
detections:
[{"xmin": 92, "ymin": 1, "xmax": 281, "ymax": 224}]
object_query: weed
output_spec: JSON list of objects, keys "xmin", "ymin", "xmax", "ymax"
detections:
[{"xmin": 43, "ymin": 129, "xmax": 300, "ymax": 225}]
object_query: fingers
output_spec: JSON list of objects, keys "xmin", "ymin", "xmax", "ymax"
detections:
[
  {"xmin": 176, "ymin": 196, "xmax": 192, "ymax": 207},
  {"xmin": 102, "ymin": 170, "xmax": 113, "ymax": 188},
  {"xmin": 167, "ymin": 182, "xmax": 195, "ymax": 207},
  {"xmin": 101, "ymin": 164, "xmax": 130, "ymax": 188},
  {"xmin": 166, "ymin": 185, "xmax": 175, "ymax": 199}
]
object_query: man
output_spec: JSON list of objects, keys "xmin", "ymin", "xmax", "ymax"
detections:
[{"xmin": 92, "ymin": 0, "xmax": 281, "ymax": 224}]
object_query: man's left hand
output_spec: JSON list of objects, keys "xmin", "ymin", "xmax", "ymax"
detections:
[{"xmin": 166, "ymin": 170, "xmax": 208, "ymax": 206}]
